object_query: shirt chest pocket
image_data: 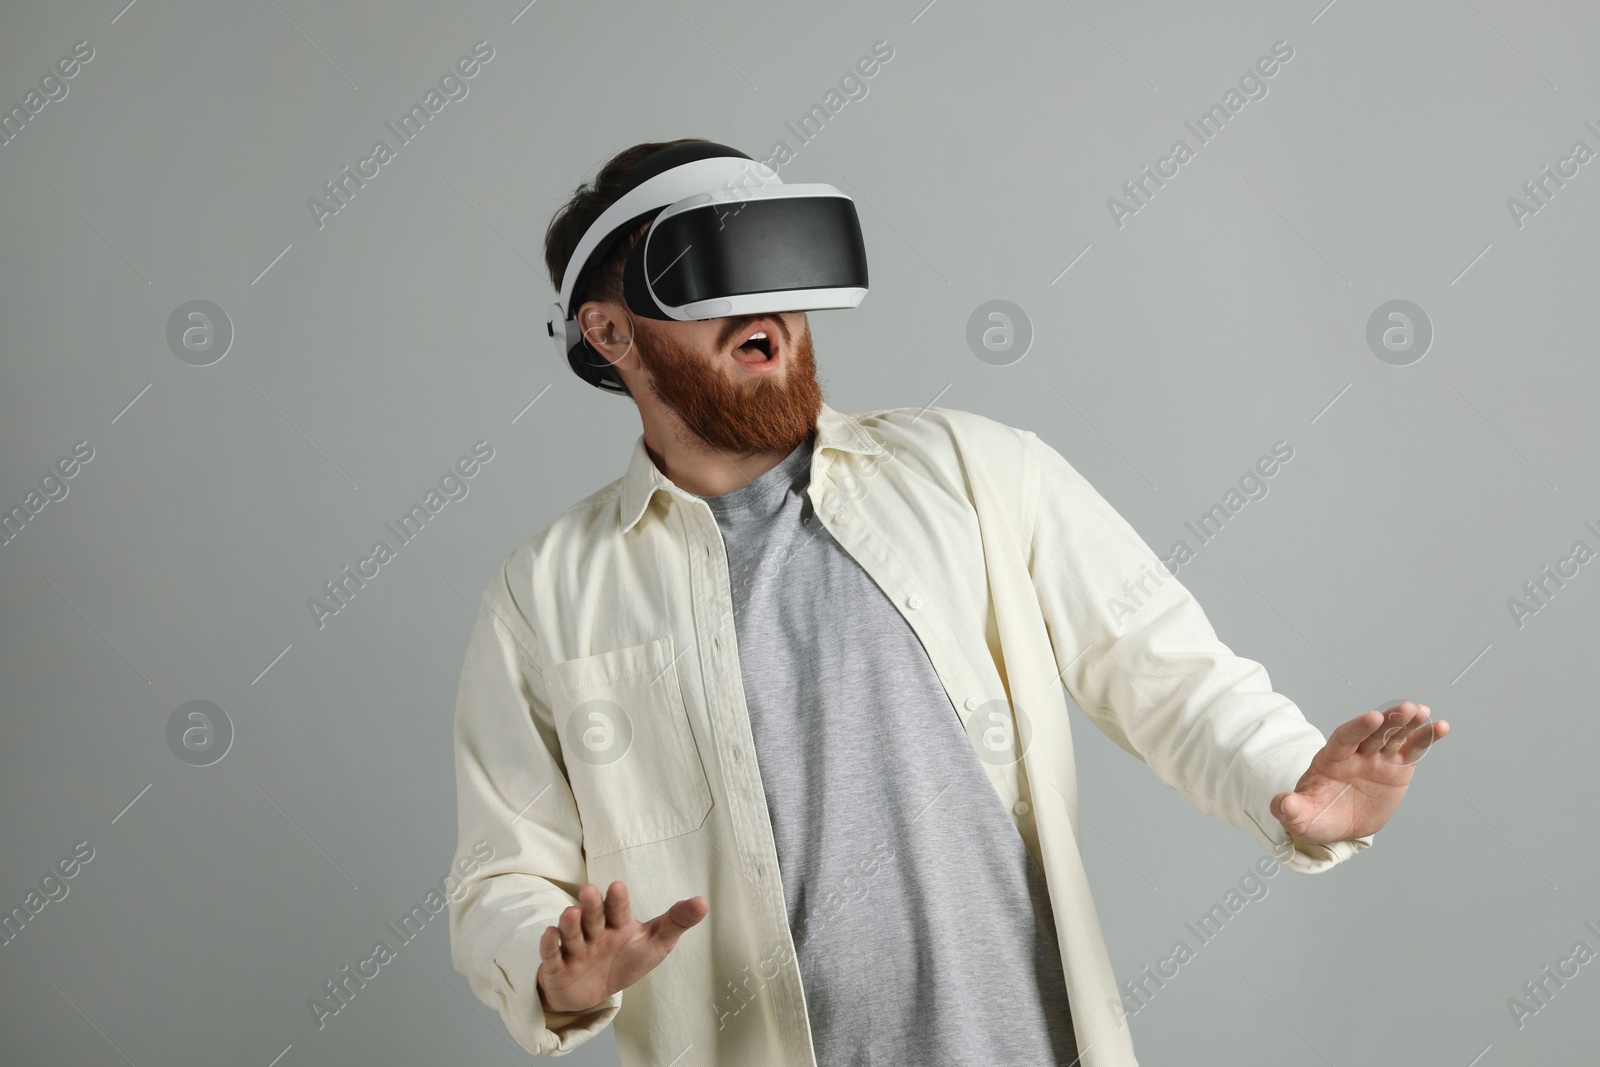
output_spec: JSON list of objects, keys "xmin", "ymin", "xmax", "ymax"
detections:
[{"xmin": 544, "ymin": 635, "xmax": 714, "ymax": 858}]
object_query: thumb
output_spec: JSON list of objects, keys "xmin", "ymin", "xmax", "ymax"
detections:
[
  {"xmin": 648, "ymin": 896, "xmax": 709, "ymax": 945},
  {"xmin": 1271, "ymin": 790, "xmax": 1303, "ymax": 828}
]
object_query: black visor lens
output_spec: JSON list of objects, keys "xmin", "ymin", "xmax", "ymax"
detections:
[{"xmin": 642, "ymin": 195, "xmax": 868, "ymax": 309}]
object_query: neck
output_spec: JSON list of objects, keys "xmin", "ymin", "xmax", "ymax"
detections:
[{"xmin": 641, "ymin": 413, "xmax": 801, "ymax": 496}]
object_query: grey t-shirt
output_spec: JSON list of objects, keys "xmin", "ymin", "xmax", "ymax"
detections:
[{"xmin": 698, "ymin": 429, "xmax": 1079, "ymax": 1067}]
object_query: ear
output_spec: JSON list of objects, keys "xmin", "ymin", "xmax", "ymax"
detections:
[{"xmin": 577, "ymin": 299, "xmax": 635, "ymax": 361}]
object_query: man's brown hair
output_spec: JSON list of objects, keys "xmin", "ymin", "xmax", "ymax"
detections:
[{"xmin": 543, "ymin": 138, "xmax": 711, "ymax": 393}]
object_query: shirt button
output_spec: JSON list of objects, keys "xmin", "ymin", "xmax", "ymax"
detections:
[
  {"xmin": 835, "ymin": 509, "xmax": 852, "ymax": 524},
  {"xmin": 907, "ymin": 594, "xmax": 923, "ymax": 610},
  {"xmin": 964, "ymin": 697, "xmax": 980, "ymax": 711},
  {"xmin": 1014, "ymin": 800, "xmax": 1030, "ymax": 816}
]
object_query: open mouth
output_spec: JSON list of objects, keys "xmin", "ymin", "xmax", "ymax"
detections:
[
  {"xmin": 734, "ymin": 333, "xmax": 773, "ymax": 361},
  {"xmin": 731, "ymin": 319, "xmax": 781, "ymax": 366}
]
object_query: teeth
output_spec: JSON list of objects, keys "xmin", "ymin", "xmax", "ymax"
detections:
[{"xmin": 748, "ymin": 331, "xmax": 767, "ymax": 340}]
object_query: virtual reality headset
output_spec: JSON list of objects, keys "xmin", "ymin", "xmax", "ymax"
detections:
[{"xmin": 547, "ymin": 141, "xmax": 870, "ymax": 394}]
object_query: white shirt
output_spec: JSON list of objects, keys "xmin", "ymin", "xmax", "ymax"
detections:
[{"xmin": 446, "ymin": 401, "xmax": 1372, "ymax": 1066}]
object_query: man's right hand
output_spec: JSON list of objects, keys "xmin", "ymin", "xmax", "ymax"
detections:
[{"xmin": 535, "ymin": 880, "xmax": 709, "ymax": 1014}]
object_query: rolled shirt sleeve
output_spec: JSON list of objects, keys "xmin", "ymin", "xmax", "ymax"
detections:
[
  {"xmin": 447, "ymin": 556, "xmax": 624, "ymax": 1054},
  {"xmin": 1021, "ymin": 430, "xmax": 1373, "ymax": 874}
]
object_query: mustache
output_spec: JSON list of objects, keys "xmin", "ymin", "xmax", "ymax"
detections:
[{"xmin": 719, "ymin": 314, "xmax": 791, "ymax": 347}]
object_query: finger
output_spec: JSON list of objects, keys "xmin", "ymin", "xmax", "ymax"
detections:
[
  {"xmin": 538, "ymin": 922, "xmax": 565, "ymax": 972},
  {"xmin": 603, "ymin": 880, "xmax": 632, "ymax": 930},
  {"xmin": 1356, "ymin": 703, "xmax": 1420, "ymax": 755},
  {"xmin": 1382, "ymin": 707, "xmax": 1428, "ymax": 753},
  {"xmin": 1398, "ymin": 721, "xmax": 1433, "ymax": 758},
  {"xmin": 1387, "ymin": 704, "xmax": 1437, "ymax": 751},
  {"xmin": 1270, "ymin": 790, "xmax": 1296, "ymax": 830},
  {"xmin": 1322, "ymin": 710, "xmax": 1386, "ymax": 761},
  {"xmin": 578, "ymin": 882, "xmax": 605, "ymax": 941},
  {"xmin": 1271, "ymin": 790, "xmax": 1316, "ymax": 836},
  {"xmin": 1273, "ymin": 782, "xmax": 1350, "ymax": 838},
  {"xmin": 1402, "ymin": 719, "xmax": 1448, "ymax": 763},
  {"xmin": 1357, "ymin": 702, "xmax": 1419, "ymax": 755},
  {"xmin": 558, "ymin": 903, "xmax": 587, "ymax": 963},
  {"xmin": 647, "ymin": 896, "xmax": 710, "ymax": 947}
]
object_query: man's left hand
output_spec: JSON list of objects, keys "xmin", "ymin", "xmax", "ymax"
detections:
[{"xmin": 1270, "ymin": 700, "xmax": 1449, "ymax": 844}]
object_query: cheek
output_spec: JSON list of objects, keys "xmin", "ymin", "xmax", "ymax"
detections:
[
  {"xmin": 697, "ymin": 326, "xmax": 725, "ymax": 354},
  {"xmin": 784, "ymin": 317, "xmax": 810, "ymax": 350},
  {"xmin": 659, "ymin": 322, "xmax": 717, "ymax": 356}
]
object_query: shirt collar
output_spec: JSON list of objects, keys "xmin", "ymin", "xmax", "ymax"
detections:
[{"xmin": 618, "ymin": 400, "xmax": 887, "ymax": 534}]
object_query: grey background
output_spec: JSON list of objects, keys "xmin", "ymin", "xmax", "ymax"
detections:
[{"xmin": 1, "ymin": 0, "xmax": 1595, "ymax": 1064}]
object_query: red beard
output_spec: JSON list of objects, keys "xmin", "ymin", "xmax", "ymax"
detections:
[{"xmin": 632, "ymin": 316, "xmax": 823, "ymax": 456}]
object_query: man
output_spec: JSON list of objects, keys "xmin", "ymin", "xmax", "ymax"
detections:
[{"xmin": 447, "ymin": 138, "xmax": 1448, "ymax": 1066}]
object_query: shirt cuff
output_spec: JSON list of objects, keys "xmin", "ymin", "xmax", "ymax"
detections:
[
  {"xmin": 1280, "ymin": 832, "xmax": 1375, "ymax": 874},
  {"xmin": 1239, "ymin": 741, "xmax": 1376, "ymax": 875},
  {"xmin": 492, "ymin": 945, "xmax": 624, "ymax": 1055}
]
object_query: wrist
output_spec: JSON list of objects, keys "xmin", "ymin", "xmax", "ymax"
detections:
[{"xmin": 537, "ymin": 970, "xmax": 606, "ymax": 1016}]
